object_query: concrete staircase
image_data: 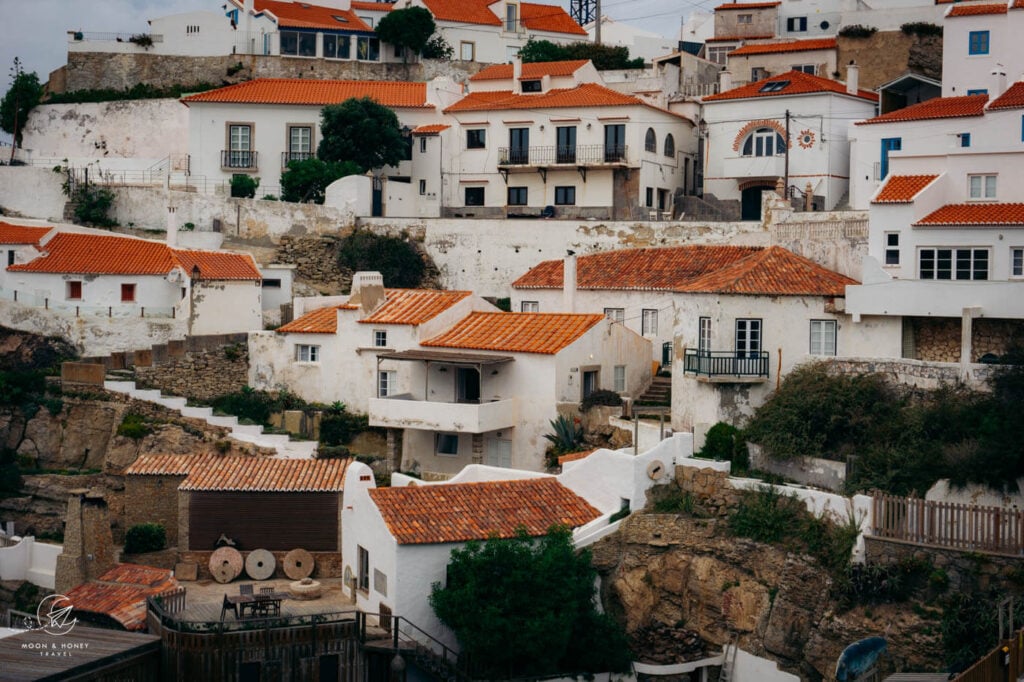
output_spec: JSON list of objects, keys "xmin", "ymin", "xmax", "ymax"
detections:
[
  {"xmin": 636, "ymin": 375, "xmax": 672, "ymax": 406},
  {"xmin": 103, "ymin": 378, "xmax": 318, "ymax": 459}
]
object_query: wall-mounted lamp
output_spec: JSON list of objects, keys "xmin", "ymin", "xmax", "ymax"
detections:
[
  {"xmin": 491, "ymin": 370, "xmax": 499, "ymax": 375},
  {"xmin": 438, "ymin": 367, "xmax": 448, "ymax": 372},
  {"xmin": 586, "ymin": 123, "xmax": 592, "ymax": 130}
]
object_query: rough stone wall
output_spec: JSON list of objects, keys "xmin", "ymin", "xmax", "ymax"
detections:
[
  {"xmin": 64, "ymin": 52, "xmax": 485, "ymax": 93},
  {"xmin": 864, "ymin": 536, "xmax": 1023, "ymax": 593},
  {"xmin": 674, "ymin": 465, "xmax": 742, "ymax": 517},
  {"xmin": 973, "ymin": 319, "xmax": 1024, "ymax": 360},
  {"xmin": 274, "ymin": 234, "xmax": 350, "ymax": 292},
  {"xmin": 837, "ymin": 31, "xmax": 942, "ymax": 90},
  {"xmin": 134, "ymin": 343, "xmax": 249, "ymax": 402},
  {"xmin": 912, "ymin": 317, "xmax": 960, "ymax": 363},
  {"xmin": 124, "ymin": 475, "xmax": 187, "ymax": 547},
  {"xmin": 826, "ymin": 357, "xmax": 996, "ymax": 390}
]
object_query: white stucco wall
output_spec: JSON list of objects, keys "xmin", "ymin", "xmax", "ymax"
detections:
[
  {"xmin": 941, "ymin": 9, "xmax": 1022, "ymax": 98},
  {"xmin": 0, "ymin": 536, "xmax": 61, "ymax": 589},
  {"xmin": 0, "ymin": 167, "xmax": 72, "ymax": 223},
  {"xmin": 189, "ymin": 278, "xmax": 262, "ymax": 336}
]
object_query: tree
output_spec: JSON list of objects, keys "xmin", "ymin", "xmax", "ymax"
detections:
[
  {"xmin": 1, "ymin": 58, "xmax": 43, "ymax": 161},
  {"xmin": 518, "ymin": 38, "xmax": 645, "ymax": 70},
  {"xmin": 429, "ymin": 526, "xmax": 632, "ymax": 679},
  {"xmin": 337, "ymin": 230, "xmax": 426, "ymax": 288},
  {"xmin": 280, "ymin": 158, "xmax": 360, "ymax": 204},
  {"xmin": 374, "ymin": 6, "xmax": 436, "ymax": 63},
  {"xmin": 422, "ymin": 34, "xmax": 454, "ymax": 60},
  {"xmin": 317, "ymin": 98, "xmax": 407, "ymax": 172}
]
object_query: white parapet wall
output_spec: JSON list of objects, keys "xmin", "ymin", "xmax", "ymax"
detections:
[{"xmin": 0, "ymin": 536, "xmax": 62, "ymax": 590}]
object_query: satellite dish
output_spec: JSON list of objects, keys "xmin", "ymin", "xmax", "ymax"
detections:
[
  {"xmin": 835, "ymin": 637, "xmax": 887, "ymax": 681},
  {"xmin": 646, "ymin": 460, "xmax": 665, "ymax": 480}
]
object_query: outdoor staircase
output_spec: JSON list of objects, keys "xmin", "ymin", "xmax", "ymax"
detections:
[
  {"xmin": 636, "ymin": 375, "xmax": 672, "ymax": 406},
  {"xmin": 717, "ymin": 634, "xmax": 739, "ymax": 682},
  {"xmin": 102, "ymin": 376, "xmax": 318, "ymax": 459},
  {"xmin": 359, "ymin": 613, "xmax": 467, "ymax": 682}
]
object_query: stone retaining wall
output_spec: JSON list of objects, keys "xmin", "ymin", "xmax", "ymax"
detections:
[
  {"xmin": 133, "ymin": 341, "xmax": 249, "ymax": 402},
  {"xmin": 864, "ymin": 536, "xmax": 1023, "ymax": 593}
]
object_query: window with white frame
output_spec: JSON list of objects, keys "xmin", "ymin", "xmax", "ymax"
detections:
[
  {"xmin": 521, "ymin": 301, "xmax": 539, "ymax": 312},
  {"xmin": 373, "ymin": 330, "xmax": 388, "ymax": 347},
  {"xmin": 706, "ymin": 45, "xmax": 731, "ymax": 65},
  {"xmin": 968, "ymin": 174, "xmax": 996, "ymax": 199},
  {"xmin": 323, "ymin": 34, "xmax": 350, "ymax": 59},
  {"xmin": 1012, "ymin": 248, "xmax": 1024, "ymax": 278},
  {"xmin": 642, "ymin": 309, "xmax": 658, "ymax": 335},
  {"xmin": 735, "ymin": 318, "xmax": 762, "ymax": 357},
  {"xmin": 809, "ymin": 319, "xmax": 837, "ymax": 356},
  {"xmin": 787, "ymin": 16, "xmax": 807, "ymax": 31},
  {"xmin": 613, "ymin": 365, "xmax": 626, "ymax": 392},
  {"xmin": 792, "ymin": 64, "xmax": 815, "ymax": 74},
  {"xmin": 604, "ymin": 307, "xmax": 625, "ymax": 323},
  {"xmin": 737, "ymin": 13, "xmax": 752, "ymax": 23},
  {"xmin": 378, "ymin": 370, "xmax": 396, "ymax": 396},
  {"xmin": 460, "ymin": 41, "xmax": 475, "ymax": 61},
  {"xmin": 699, "ymin": 316, "xmax": 711, "ymax": 352},
  {"xmin": 919, "ymin": 248, "xmax": 989, "ymax": 280},
  {"xmin": 884, "ymin": 232, "xmax": 900, "ymax": 266},
  {"xmin": 436, "ymin": 433, "xmax": 459, "ymax": 456},
  {"xmin": 296, "ymin": 344, "xmax": 320, "ymax": 362},
  {"xmin": 356, "ymin": 36, "xmax": 380, "ymax": 61},
  {"xmin": 742, "ymin": 128, "xmax": 785, "ymax": 157},
  {"xmin": 280, "ymin": 30, "xmax": 316, "ymax": 57}
]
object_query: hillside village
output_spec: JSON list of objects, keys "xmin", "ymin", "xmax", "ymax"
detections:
[{"xmin": 0, "ymin": 0, "xmax": 1023, "ymax": 680}]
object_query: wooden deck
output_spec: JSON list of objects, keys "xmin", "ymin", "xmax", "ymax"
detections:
[
  {"xmin": 173, "ymin": 577, "xmax": 356, "ymax": 624},
  {"xmin": 0, "ymin": 625, "xmax": 160, "ymax": 681}
]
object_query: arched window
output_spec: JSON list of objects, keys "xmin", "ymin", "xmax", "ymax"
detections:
[
  {"xmin": 664, "ymin": 134, "xmax": 675, "ymax": 158},
  {"xmin": 644, "ymin": 127, "xmax": 657, "ymax": 153},
  {"xmin": 741, "ymin": 128, "xmax": 786, "ymax": 157}
]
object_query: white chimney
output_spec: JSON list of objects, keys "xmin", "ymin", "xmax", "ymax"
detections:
[
  {"xmin": 512, "ymin": 56, "xmax": 523, "ymax": 91},
  {"xmin": 992, "ymin": 63, "xmax": 1007, "ymax": 97},
  {"xmin": 563, "ymin": 251, "xmax": 577, "ymax": 313},
  {"xmin": 719, "ymin": 69, "xmax": 732, "ymax": 93},
  {"xmin": 846, "ymin": 62, "xmax": 859, "ymax": 96},
  {"xmin": 349, "ymin": 271, "xmax": 386, "ymax": 314},
  {"xmin": 166, "ymin": 206, "xmax": 178, "ymax": 247}
]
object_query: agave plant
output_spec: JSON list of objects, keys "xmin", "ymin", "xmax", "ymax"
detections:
[{"xmin": 543, "ymin": 414, "xmax": 584, "ymax": 454}]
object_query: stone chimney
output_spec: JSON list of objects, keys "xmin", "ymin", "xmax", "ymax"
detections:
[
  {"xmin": 992, "ymin": 63, "xmax": 1007, "ymax": 97},
  {"xmin": 563, "ymin": 251, "xmax": 577, "ymax": 313},
  {"xmin": 719, "ymin": 69, "xmax": 732, "ymax": 94},
  {"xmin": 349, "ymin": 271, "xmax": 386, "ymax": 315},
  {"xmin": 166, "ymin": 205, "xmax": 178, "ymax": 247},
  {"xmin": 54, "ymin": 490, "xmax": 115, "ymax": 595},
  {"xmin": 846, "ymin": 61, "xmax": 859, "ymax": 95}
]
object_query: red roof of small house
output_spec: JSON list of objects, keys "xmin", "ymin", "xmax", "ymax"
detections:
[
  {"xmin": 872, "ymin": 175, "xmax": 940, "ymax": 203},
  {"xmin": 182, "ymin": 78, "xmax": 431, "ymax": 108},
  {"xmin": 350, "ymin": 1, "xmax": 394, "ymax": 11},
  {"xmin": 704, "ymin": 69, "xmax": 877, "ymax": 102},
  {"xmin": 913, "ymin": 203, "xmax": 1024, "ymax": 226},
  {"xmin": 728, "ymin": 38, "xmax": 837, "ymax": 56},
  {"xmin": 358, "ymin": 289, "xmax": 472, "ymax": 325},
  {"xmin": 64, "ymin": 564, "xmax": 178, "ymax": 631},
  {"xmin": 368, "ymin": 477, "xmax": 601, "ymax": 544},
  {"xmin": 470, "ymin": 60, "xmax": 590, "ymax": 81},
  {"xmin": 446, "ymin": 83, "xmax": 646, "ymax": 112},
  {"xmin": 857, "ymin": 94, "xmax": 987, "ymax": 124},
  {"xmin": 412, "ymin": 124, "xmax": 450, "ymax": 134},
  {"xmin": 715, "ymin": 1, "xmax": 781, "ymax": 9},
  {"xmin": 557, "ymin": 449, "xmax": 596, "ymax": 465},
  {"xmin": 521, "ymin": 2, "xmax": 588, "ymax": 35},
  {"xmin": 7, "ymin": 233, "xmax": 261, "ymax": 279},
  {"xmin": 947, "ymin": 2, "xmax": 1007, "ymax": 16},
  {"xmin": 988, "ymin": 82, "xmax": 1024, "ymax": 110},
  {"xmin": 276, "ymin": 305, "xmax": 350, "ymax": 334},
  {"xmin": 705, "ymin": 35, "xmax": 774, "ymax": 42},
  {"xmin": 680, "ymin": 246, "xmax": 857, "ymax": 295},
  {"xmin": 0, "ymin": 223, "xmax": 50, "ymax": 245},
  {"xmin": 422, "ymin": 311, "xmax": 604, "ymax": 355},
  {"xmin": 126, "ymin": 454, "xmax": 351, "ymax": 491},
  {"xmin": 253, "ymin": 0, "xmax": 374, "ymax": 32},
  {"xmin": 421, "ymin": 0, "xmax": 584, "ymax": 33}
]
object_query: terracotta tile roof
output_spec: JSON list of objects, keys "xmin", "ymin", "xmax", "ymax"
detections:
[
  {"xmin": 947, "ymin": 2, "xmax": 1007, "ymax": 16},
  {"xmin": 681, "ymin": 246, "xmax": 857, "ymax": 295},
  {"xmin": 124, "ymin": 454, "xmax": 197, "ymax": 476},
  {"xmin": 872, "ymin": 174, "xmax": 940, "ymax": 203},
  {"xmin": 1014, "ymin": 0, "xmax": 1024, "ymax": 8},
  {"xmin": 7, "ymin": 233, "xmax": 261, "ymax": 279},
  {"xmin": 412, "ymin": 123, "xmax": 450, "ymax": 134},
  {"xmin": 254, "ymin": 0, "xmax": 374, "ymax": 31},
  {"xmin": 521, "ymin": 3, "xmax": 588, "ymax": 35},
  {"xmin": 715, "ymin": 1, "xmax": 780, "ymax": 9},
  {"xmin": 0, "ymin": 222, "xmax": 50, "ymax": 245},
  {"xmin": 446, "ymin": 83, "xmax": 644, "ymax": 112},
  {"xmin": 728, "ymin": 38, "xmax": 837, "ymax": 56},
  {"xmin": 470, "ymin": 60, "xmax": 590, "ymax": 81},
  {"xmin": 179, "ymin": 456, "xmax": 351, "ymax": 492},
  {"xmin": 369, "ymin": 477, "xmax": 600, "ymax": 544},
  {"xmin": 513, "ymin": 245, "xmax": 764, "ymax": 291},
  {"xmin": 182, "ymin": 78, "xmax": 431, "ymax": 108},
  {"xmin": 706, "ymin": 34, "xmax": 774, "ymax": 42},
  {"xmin": 359, "ymin": 289, "xmax": 471, "ymax": 325},
  {"xmin": 350, "ymin": 1, "xmax": 394, "ymax": 11},
  {"xmin": 857, "ymin": 94, "xmax": 987, "ymax": 124},
  {"xmin": 704, "ymin": 69, "xmax": 877, "ymax": 102},
  {"xmin": 988, "ymin": 81, "xmax": 1024, "ymax": 110},
  {"xmin": 422, "ymin": 311, "xmax": 603, "ymax": 354},
  {"xmin": 277, "ymin": 305, "xmax": 346, "ymax": 334},
  {"xmin": 914, "ymin": 203, "xmax": 1024, "ymax": 226},
  {"xmin": 557, "ymin": 449, "xmax": 596, "ymax": 465},
  {"xmin": 65, "ymin": 564, "xmax": 178, "ymax": 631},
  {"xmin": 422, "ymin": 0, "xmax": 501, "ymax": 25}
]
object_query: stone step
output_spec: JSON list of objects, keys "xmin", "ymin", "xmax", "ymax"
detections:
[
  {"xmin": 180, "ymin": 406, "xmax": 213, "ymax": 419},
  {"xmin": 206, "ymin": 415, "xmax": 239, "ymax": 428},
  {"xmin": 103, "ymin": 380, "xmax": 136, "ymax": 394},
  {"xmin": 155, "ymin": 397, "xmax": 188, "ymax": 410},
  {"xmin": 276, "ymin": 441, "xmax": 318, "ymax": 459},
  {"xmin": 231, "ymin": 423, "xmax": 264, "ymax": 437},
  {"xmin": 247, "ymin": 433, "xmax": 291, "ymax": 448}
]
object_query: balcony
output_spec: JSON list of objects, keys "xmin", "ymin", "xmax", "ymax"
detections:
[
  {"xmin": 369, "ymin": 395, "xmax": 518, "ymax": 433},
  {"xmin": 720, "ymin": 154, "xmax": 784, "ymax": 180},
  {"xmin": 683, "ymin": 349, "xmax": 769, "ymax": 383},
  {"xmin": 221, "ymin": 150, "xmax": 258, "ymax": 170},
  {"xmin": 281, "ymin": 151, "xmax": 315, "ymax": 169},
  {"xmin": 497, "ymin": 144, "xmax": 630, "ymax": 167}
]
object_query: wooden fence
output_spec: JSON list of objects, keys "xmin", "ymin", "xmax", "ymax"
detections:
[
  {"xmin": 872, "ymin": 495, "xmax": 1024, "ymax": 556},
  {"xmin": 956, "ymin": 628, "xmax": 1024, "ymax": 682}
]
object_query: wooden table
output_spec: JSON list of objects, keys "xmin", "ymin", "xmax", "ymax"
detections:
[{"xmin": 227, "ymin": 592, "xmax": 287, "ymax": 618}]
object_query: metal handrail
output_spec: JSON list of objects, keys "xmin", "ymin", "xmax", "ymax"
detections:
[
  {"xmin": 683, "ymin": 349, "xmax": 770, "ymax": 377},
  {"xmin": 357, "ymin": 611, "xmax": 471, "ymax": 682},
  {"xmin": 221, "ymin": 150, "xmax": 258, "ymax": 170},
  {"xmin": 497, "ymin": 144, "xmax": 629, "ymax": 166}
]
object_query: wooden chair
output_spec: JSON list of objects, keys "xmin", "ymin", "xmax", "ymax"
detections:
[
  {"xmin": 239, "ymin": 583, "xmax": 254, "ymax": 596},
  {"xmin": 259, "ymin": 586, "xmax": 274, "ymax": 596},
  {"xmin": 220, "ymin": 594, "xmax": 238, "ymax": 621}
]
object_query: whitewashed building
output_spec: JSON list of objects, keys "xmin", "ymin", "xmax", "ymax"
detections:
[
  {"xmin": 939, "ymin": 0, "xmax": 1024, "ymax": 98},
  {"xmin": 724, "ymin": 38, "xmax": 838, "ymax": 86},
  {"xmin": 0, "ymin": 223, "xmax": 52, "ymax": 287}
]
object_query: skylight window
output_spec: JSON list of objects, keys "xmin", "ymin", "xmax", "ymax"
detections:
[
  {"xmin": 758, "ymin": 80, "xmax": 790, "ymax": 93},
  {"xmin": 332, "ymin": 15, "xmax": 349, "ymax": 23}
]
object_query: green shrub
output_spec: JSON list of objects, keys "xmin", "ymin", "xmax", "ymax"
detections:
[
  {"xmin": 319, "ymin": 407, "xmax": 370, "ymax": 447},
  {"xmin": 46, "ymin": 82, "xmax": 220, "ymax": 104},
  {"xmin": 229, "ymin": 174, "xmax": 259, "ymax": 198},
  {"xmin": 581, "ymin": 389, "xmax": 622, "ymax": 412},
  {"xmin": 124, "ymin": 523, "xmax": 165, "ymax": 554},
  {"xmin": 698, "ymin": 422, "xmax": 748, "ymax": 469},
  {"xmin": 337, "ymin": 229, "xmax": 426, "ymax": 288},
  {"xmin": 901, "ymin": 22, "xmax": 942, "ymax": 37},
  {"xmin": 73, "ymin": 186, "xmax": 117, "ymax": 227},
  {"xmin": 838, "ymin": 24, "xmax": 877, "ymax": 38},
  {"xmin": 117, "ymin": 413, "xmax": 152, "ymax": 440},
  {"xmin": 650, "ymin": 488, "xmax": 698, "ymax": 515}
]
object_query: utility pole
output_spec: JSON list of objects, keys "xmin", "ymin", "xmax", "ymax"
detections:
[
  {"xmin": 595, "ymin": 0, "xmax": 602, "ymax": 45},
  {"xmin": 783, "ymin": 109, "xmax": 790, "ymax": 200}
]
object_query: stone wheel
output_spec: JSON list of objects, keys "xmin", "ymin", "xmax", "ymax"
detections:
[
  {"xmin": 209, "ymin": 546, "xmax": 243, "ymax": 584},
  {"xmin": 283, "ymin": 548, "xmax": 314, "ymax": 580},
  {"xmin": 245, "ymin": 548, "xmax": 276, "ymax": 581}
]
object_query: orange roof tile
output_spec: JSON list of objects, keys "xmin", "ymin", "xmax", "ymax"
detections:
[
  {"xmin": 470, "ymin": 60, "xmax": 590, "ymax": 81},
  {"xmin": 1014, "ymin": 0, "xmax": 1024, "ymax": 8},
  {"xmin": 422, "ymin": 0, "xmax": 501, "ymax": 25},
  {"xmin": 728, "ymin": 38, "xmax": 836, "ymax": 56},
  {"xmin": 254, "ymin": 0, "xmax": 374, "ymax": 31},
  {"xmin": 947, "ymin": 2, "xmax": 1007, "ymax": 16},
  {"xmin": 706, "ymin": 34, "xmax": 774, "ymax": 42},
  {"xmin": 988, "ymin": 81, "xmax": 1024, "ymax": 110},
  {"xmin": 127, "ymin": 454, "xmax": 351, "ymax": 491},
  {"xmin": 350, "ymin": 1, "xmax": 394, "ymax": 11},
  {"xmin": 0, "ymin": 222, "xmax": 50, "ymax": 245},
  {"xmin": 446, "ymin": 83, "xmax": 645, "ymax": 112},
  {"xmin": 124, "ymin": 454, "xmax": 197, "ymax": 476},
  {"xmin": 914, "ymin": 203, "xmax": 1024, "ymax": 226},
  {"xmin": 7, "ymin": 233, "xmax": 261, "ymax": 279},
  {"xmin": 422, "ymin": 311, "xmax": 604, "ymax": 354},
  {"xmin": 521, "ymin": 3, "xmax": 588, "ymax": 35},
  {"xmin": 65, "ymin": 564, "xmax": 178, "ymax": 631},
  {"xmin": 182, "ymin": 78, "xmax": 431, "ymax": 108},
  {"xmin": 369, "ymin": 477, "xmax": 600, "ymax": 544},
  {"xmin": 857, "ymin": 94, "xmax": 987, "ymax": 124},
  {"xmin": 412, "ymin": 123, "xmax": 450, "ymax": 134},
  {"xmin": 359, "ymin": 289, "xmax": 471, "ymax": 325},
  {"xmin": 558, "ymin": 449, "xmax": 596, "ymax": 465},
  {"xmin": 514, "ymin": 245, "xmax": 765, "ymax": 291},
  {"xmin": 872, "ymin": 174, "xmax": 940, "ymax": 203},
  {"xmin": 681, "ymin": 246, "xmax": 857, "ymax": 295},
  {"xmin": 705, "ymin": 70, "xmax": 877, "ymax": 102},
  {"xmin": 715, "ymin": 1, "xmax": 780, "ymax": 9},
  {"xmin": 277, "ymin": 305, "xmax": 346, "ymax": 334}
]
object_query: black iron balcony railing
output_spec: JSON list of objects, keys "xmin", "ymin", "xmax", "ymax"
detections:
[
  {"xmin": 684, "ymin": 349, "xmax": 770, "ymax": 378},
  {"xmin": 281, "ymin": 151, "xmax": 314, "ymax": 168},
  {"xmin": 497, "ymin": 144, "xmax": 629, "ymax": 166},
  {"xmin": 221, "ymin": 150, "xmax": 258, "ymax": 170}
]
